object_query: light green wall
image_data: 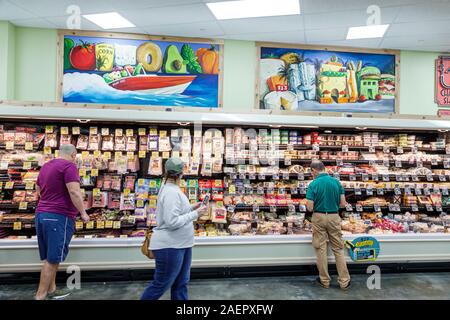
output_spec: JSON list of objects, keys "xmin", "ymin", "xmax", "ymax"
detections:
[
  {"xmin": 0, "ymin": 21, "xmax": 15, "ymax": 100},
  {"xmin": 14, "ymin": 27, "xmax": 57, "ymax": 102},
  {"xmin": 1, "ymin": 26, "xmax": 444, "ymax": 116},
  {"xmin": 399, "ymin": 50, "xmax": 439, "ymax": 116}
]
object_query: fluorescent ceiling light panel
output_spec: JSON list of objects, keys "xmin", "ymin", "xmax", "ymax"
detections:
[
  {"xmin": 346, "ymin": 24, "xmax": 389, "ymax": 40},
  {"xmin": 83, "ymin": 12, "xmax": 135, "ymax": 29},
  {"xmin": 207, "ymin": 0, "xmax": 300, "ymax": 20}
]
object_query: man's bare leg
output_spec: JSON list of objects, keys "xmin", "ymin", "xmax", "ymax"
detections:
[{"xmin": 35, "ymin": 261, "xmax": 59, "ymax": 300}]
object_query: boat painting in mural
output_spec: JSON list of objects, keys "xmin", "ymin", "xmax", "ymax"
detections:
[{"xmin": 259, "ymin": 47, "xmax": 397, "ymax": 113}]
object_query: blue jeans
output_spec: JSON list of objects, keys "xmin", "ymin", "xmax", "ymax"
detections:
[{"xmin": 141, "ymin": 248, "xmax": 192, "ymax": 300}]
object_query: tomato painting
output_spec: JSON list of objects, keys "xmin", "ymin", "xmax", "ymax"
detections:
[{"xmin": 70, "ymin": 40, "xmax": 96, "ymax": 70}]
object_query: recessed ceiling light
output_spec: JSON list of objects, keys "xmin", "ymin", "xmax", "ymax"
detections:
[
  {"xmin": 206, "ymin": 0, "xmax": 300, "ymax": 20},
  {"xmin": 346, "ymin": 24, "xmax": 389, "ymax": 40},
  {"xmin": 83, "ymin": 12, "xmax": 135, "ymax": 29}
]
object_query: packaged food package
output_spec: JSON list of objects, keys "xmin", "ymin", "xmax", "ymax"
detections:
[
  {"xmin": 201, "ymin": 159, "xmax": 213, "ymax": 176},
  {"xmin": 203, "ymin": 136, "xmax": 213, "ymax": 154},
  {"xmin": 147, "ymin": 135, "xmax": 159, "ymax": 151},
  {"xmin": 92, "ymin": 191, "xmax": 108, "ymax": 208},
  {"xmin": 25, "ymin": 191, "xmax": 38, "ymax": 202},
  {"xmin": 115, "ymin": 136, "xmax": 126, "ymax": 151},
  {"xmin": 126, "ymin": 136, "xmax": 137, "ymax": 151},
  {"xmin": 76, "ymin": 135, "xmax": 89, "ymax": 150},
  {"xmin": 189, "ymin": 158, "xmax": 200, "ymax": 175},
  {"xmin": 111, "ymin": 175, "xmax": 122, "ymax": 191},
  {"xmin": 127, "ymin": 157, "xmax": 140, "ymax": 172},
  {"xmin": 44, "ymin": 133, "xmax": 58, "ymax": 148},
  {"xmin": 108, "ymin": 192, "xmax": 121, "ymax": 209},
  {"xmin": 158, "ymin": 137, "xmax": 172, "ymax": 152},
  {"xmin": 134, "ymin": 205, "xmax": 148, "ymax": 221},
  {"xmin": 212, "ymin": 137, "xmax": 225, "ymax": 155},
  {"xmin": 181, "ymin": 136, "xmax": 192, "ymax": 153},
  {"xmin": 228, "ymin": 223, "xmax": 250, "ymax": 236},
  {"xmin": 170, "ymin": 135, "xmax": 182, "ymax": 152},
  {"xmin": 139, "ymin": 135, "xmax": 148, "ymax": 151},
  {"xmin": 212, "ymin": 157, "xmax": 223, "ymax": 173},
  {"xmin": 211, "ymin": 202, "xmax": 227, "ymax": 224},
  {"xmin": 12, "ymin": 191, "xmax": 26, "ymax": 203},
  {"xmin": 192, "ymin": 137, "xmax": 202, "ymax": 156},
  {"xmin": 430, "ymin": 194, "xmax": 442, "ymax": 206},
  {"xmin": 115, "ymin": 155, "xmax": 128, "ymax": 174},
  {"xmin": 88, "ymin": 135, "xmax": 101, "ymax": 151},
  {"xmin": 182, "ymin": 157, "xmax": 190, "ymax": 175},
  {"xmin": 225, "ymin": 128, "xmax": 234, "ymax": 145},
  {"xmin": 198, "ymin": 205, "xmax": 211, "ymax": 222},
  {"xmin": 101, "ymin": 135, "xmax": 115, "ymax": 151},
  {"xmin": 83, "ymin": 191, "xmax": 92, "ymax": 210},
  {"xmin": 60, "ymin": 134, "xmax": 72, "ymax": 146},
  {"xmin": 14, "ymin": 132, "xmax": 28, "ymax": 145},
  {"xmin": 124, "ymin": 175, "xmax": 136, "ymax": 191},
  {"xmin": 148, "ymin": 157, "xmax": 163, "ymax": 175},
  {"xmin": 120, "ymin": 193, "xmax": 135, "ymax": 211}
]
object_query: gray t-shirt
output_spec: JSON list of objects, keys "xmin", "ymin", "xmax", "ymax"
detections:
[{"xmin": 150, "ymin": 182, "xmax": 199, "ymax": 250}]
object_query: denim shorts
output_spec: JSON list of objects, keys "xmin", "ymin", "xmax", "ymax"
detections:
[{"xmin": 35, "ymin": 212, "xmax": 75, "ymax": 264}]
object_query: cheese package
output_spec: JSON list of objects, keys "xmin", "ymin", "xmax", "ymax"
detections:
[
  {"xmin": 126, "ymin": 136, "xmax": 137, "ymax": 151},
  {"xmin": 148, "ymin": 157, "xmax": 163, "ymax": 176},
  {"xmin": 158, "ymin": 136, "xmax": 172, "ymax": 152},
  {"xmin": 76, "ymin": 135, "xmax": 88, "ymax": 150},
  {"xmin": 60, "ymin": 134, "xmax": 72, "ymax": 146},
  {"xmin": 44, "ymin": 133, "xmax": 58, "ymax": 148},
  {"xmin": 211, "ymin": 202, "xmax": 227, "ymax": 224},
  {"xmin": 120, "ymin": 193, "xmax": 135, "ymax": 211},
  {"xmin": 115, "ymin": 136, "xmax": 126, "ymax": 151},
  {"xmin": 88, "ymin": 135, "xmax": 100, "ymax": 151},
  {"xmin": 101, "ymin": 135, "xmax": 114, "ymax": 151},
  {"xmin": 108, "ymin": 192, "xmax": 121, "ymax": 209},
  {"xmin": 147, "ymin": 135, "xmax": 159, "ymax": 151},
  {"xmin": 92, "ymin": 191, "xmax": 108, "ymax": 208},
  {"xmin": 139, "ymin": 135, "xmax": 148, "ymax": 151}
]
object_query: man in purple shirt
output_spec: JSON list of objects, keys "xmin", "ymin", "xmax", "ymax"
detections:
[{"xmin": 34, "ymin": 144, "xmax": 89, "ymax": 300}]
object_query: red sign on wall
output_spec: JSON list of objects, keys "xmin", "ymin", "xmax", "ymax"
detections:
[{"xmin": 436, "ymin": 56, "xmax": 450, "ymax": 107}]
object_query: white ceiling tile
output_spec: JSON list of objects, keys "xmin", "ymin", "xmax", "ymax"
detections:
[
  {"xmin": 395, "ymin": 45, "xmax": 450, "ymax": 53},
  {"xmin": 110, "ymin": 0, "xmax": 202, "ymax": 10},
  {"xmin": 144, "ymin": 21, "xmax": 224, "ymax": 38},
  {"xmin": 0, "ymin": 0, "xmax": 35, "ymax": 20},
  {"xmin": 10, "ymin": 17, "xmax": 55, "ymax": 28},
  {"xmin": 305, "ymin": 27, "xmax": 347, "ymax": 42},
  {"xmin": 381, "ymin": 33, "xmax": 450, "ymax": 48},
  {"xmin": 8, "ymin": 0, "xmax": 112, "ymax": 17},
  {"xmin": 307, "ymin": 38, "xmax": 383, "ymax": 49},
  {"xmin": 304, "ymin": 6, "xmax": 401, "ymax": 29},
  {"xmin": 44, "ymin": 15, "xmax": 101, "ymax": 30},
  {"xmin": 219, "ymin": 15, "xmax": 303, "ymax": 35},
  {"xmin": 120, "ymin": 3, "xmax": 216, "ymax": 27},
  {"xmin": 386, "ymin": 20, "xmax": 450, "ymax": 37},
  {"xmin": 395, "ymin": 2, "xmax": 450, "ymax": 23},
  {"xmin": 224, "ymin": 30, "xmax": 305, "ymax": 44},
  {"xmin": 301, "ymin": 0, "xmax": 422, "ymax": 14}
]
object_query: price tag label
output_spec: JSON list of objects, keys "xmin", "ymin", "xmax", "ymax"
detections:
[
  {"xmin": 119, "ymin": 235, "xmax": 128, "ymax": 239},
  {"xmin": 45, "ymin": 125, "xmax": 54, "ymax": 133},
  {"xmin": 25, "ymin": 182, "xmax": 34, "ymax": 190},
  {"xmin": 278, "ymin": 187, "xmax": 286, "ymax": 195},
  {"xmin": 44, "ymin": 146, "xmax": 52, "ymax": 155},
  {"xmin": 23, "ymin": 141, "xmax": 34, "ymax": 151},
  {"xmin": 81, "ymin": 151, "xmax": 89, "ymax": 159},
  {"xmin": 369, "ymin": 146, "xmax": 376, "ymax": 153},
  {"xmin": 89, "ymin": 127, "xmax": 98, "ymax": 135},
  {"xmin": 299, "ymin": 204, "xmax": 307, "ymax": 212},
  {"xmin": 159, "ymin": 131, "xmax": 167, "ymax": 138},
  {"xmin": 246, "ymin": 186, "xmax": 254, "ymax": 194},
  {"xmin": 397, "ymin": 147, "xmax": 404, "ymax": 154},
  {"xmin": 257, "ymin": 186, "xmax": 264, "ymax": 195},
  {"xmin": 394, "ymin": 187, "xmax": 402, "ymax": 195},
  {"xmin": 116, "ymin": 151, "xmax": 124, "ymax": 158},
  {"xmin": 356, "ymin": 204, "xmax": 363, "ymax": 212},
  {"xmin": 372, "ymin": 173, "xmax": 379, "ymax": 181},
  {"xmin": 312, "ymin": 144, "xmax": 320, "ymax": 152},
  {"xmin": 13, "ymin": 222, "xmax": 22, "ymax": 230},
  {"xmin": 345, "ymin": 204, "xmax": 353, "ymax": 211},
  {"xmin": 442, "ymin": 187, "xmax": 449, "ymax": 196},
  {"xmin": 388, "ymin": 203, "xmax": 396, "ymax": 211},
  {"xmin": 426, "ymin": 174, "xmax": 434, "ymax": 182},
  {"xmin": 5, "ymin": 181, "xmax": 14, "ymax": 189},
  {"xmin": 21, "ymin": 161, "xmax": 32, "ymax": 170},
  {"xmin": 426, "ymin": 204, "xmax": 433, "ymax": 212},
  {"xmin": 395, "ymin": 160, "xmax": 402, "ymax": 168},
  {"xmin": 431, "ymin": 158, "xmax": 439, "ymax": 166},
  {"xmin": 377, "ymin": 188, "xmax": 384, "ymax": 195},
  {"xmin": 284, "ymin": 158, "xmax": 292, "ymax": 166},
  {"xmin": 383, "ymin": 146, "xmax": 390, "ymax": 153},
  {"xmin": 149, "ymin": 128, "xmax": 158, "ymax": 136},
  {"xmin": 72, "ymin": 127, "xmax": 80, "ymax": 135},
  {"xmin": 287, "ymin": 144, "xmax": 294, "ymax": 151},
  {"xmin": 269, "ymin": 205, "xmax": 277, "ymax": 213},
  {"xmin": 411, "ymin": 146, "xmax": 418, "ymax": 154},
  {"xmin": 290, "ymin": 187, "xmax": 298, "ymax": 195},
  {"xmin": 382, "ymin": 159, "xmax": 390, "ymax": 167},
  {"xmin": 333, "ymin": 173, "xmax": 340, "ymax": 180},
  {"xmin": 354, "ymin": 188, "xmax": 362, "ymax": 195},
  {"xmin": 342, "ymin": 145, "xmax": 349, "ymax": 152},
  {"xmin": 383, "ymin": 174, "xmax": 390, "ymax": 182},
  {"xmin": 374, "ymin": 204, "xmax": 381, "ymax": 212},
  {"xmin": 103, "ymin": 151, "xmax": 111, "ymax": 160},
  {"xmin": 444, "ymin": 160, "xmax": 450, "ymax": 169},
  {"xmin": 126, "ymin": 129, "xmax": 134, "ymax": 137},
  {"xmin": 227, "ymin": 205, "xmax": 235, "ymax": 213},
  {"xmin": 115, "ymin": 128, "xmax": 123, "ymax": 137},
  {"xmin": 416, "ymin": 160, "xmax": 423, "ymax": 168},
  {"xmin": 5, "ymin": 141, "xmax": 14, "ymax": 150},
  {"xmin": 433, "ymin": 187, "xmax": 440, "ymax": 194},
  {"xmin": 75, "ymin": 221, "xmax": 84, "ymax": 230},
  {"xmin": 267, "ymin": 187, "xmax": 275, "ymax": 195},
  {"xmin": 404, "ymin": 187, "xmax": 412, "ymax": 195},
  {"xmin": 424, "ymin": 188, "xmax": 431, "ymax": 196},
  {"xmin": 96, "ymin": 221, "xmax": 105, "ymax": 229},
  {"xmin": 105, "ymin": 220, "xmax": 113, "ymax": 228},
  {"xmin": 272, "ymin": 174, "xmax": 279, "ymax": 180},
  {"xmin": 138, "ymin": 128, "xmax": 146, "ymax": 136},
  {"xmin": 288, "ymin": 204, "xmax": 296, "ymax": 213},
  {"xmin": 436, "ymin": 205, "xmax": 443, "ymax": 212},
  {"xmin": 393, "ymin": 204, "xmax": 401, "ymax": 212},
  {"xmin": 297, "ymin": 173, "xmax": 304, "ymax": 181},
  {"xmin": 138, "ymin": 179, "xmax": 145, "ymax": 187},
  {"xmin": 93, "ymin": 188, "xmax": 101, "ymax": 197},
  {"xmin": 439, "ymin": 174, "xmax": 446, "ymax": 182},
  {"xmin": 136, "ymin": 200, "xmax": 145, "ymax": 208},
  {"xmin": 395, "ymin": 173, "xmax": 402, "ymax": 182},
  {"xmin": 366, "ymin": 187, "xmax": 373, "ymax": 196},
  {"xmin": 79, "ymin": 169, "xmax": 86, "ymax": 177},
  {"xmin": 369, "ymin": 160, "xmax": 376, "ymax": 167},
  {"xmin": 252, "ymin": 205, "xmax": 260, "ymax": 212},
  {"xmin": 113, "ymin": 221, "xmax": 121, "ymax": 229},
  {"xmin": 127, "ymin": 152, "xmax": 135, "ymax": 160},
  {"xmin": 138, "ymin": 151, "xmax": 147, "ymax": 158},
  {"xmin": 282, "ymin": 173, "xmax": 290, "ymax": 180},
  {"xmin": 86, "ymin": 221, "xmax": 94, "ymax": 229},
  {"xmin": 239, "ymin": 173, "xmax": 246, "ymax": 180},
  {"xmin": 299, "ymin": 186, "xmax": 306, "ymax": 194},
  {"xmin": 249, "ymin": 174, "xmax": 256, "ymax": 180},
  {"xmin": 151, "ymin": 151, "xmax": 159, "ymax": 158},
  {"xmin": 250, "ymin": 157, "xmax": 259, "ymax": 165},
  {"xmin": 228, "ymin": 185, "xmax": 236, "ymax": 195},
  {"xmin": 361, "ymin": 174, "xmax": 369, "ymax": 181},
  {"xmin": 415, "ymin": 188, "xmax": 422, "ymax": 195},
  {"xmin": 99, "ymin": 128, "xmax": 109, "ymax": 136},
  {"xmin": 336, "ymin": 159, "xmax": 343, "ymax": 166},
  {"xmin": 349, "ymin": 174, "xmax": 356, "ymax": 181},
  {"xmin": 123, "ymin": 188, "xmax": 131, "ymax": 197},
  {"xmin": 230, "ymin": 173, "xmax": 237, "ymax": 180},
  {"xmin": 59, "ymin": 127, "xmax": 69, "ymax": 135},
  {"xmin": 411, "ymin": 174, "xmax": 419, "ymax": 182},
  {"xmin": 19, "ymin": 202, "xmax": 28, "ymax": 210}
]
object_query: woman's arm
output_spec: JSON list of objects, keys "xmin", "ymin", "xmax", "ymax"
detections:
[{"xmin": 162, "ymin": 193, "xmax": 198, "ymax": 230}]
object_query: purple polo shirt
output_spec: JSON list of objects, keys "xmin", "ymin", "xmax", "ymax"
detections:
[{"xmin": 36, "ymin": 158, "xmax": 80, "ymax": 219}]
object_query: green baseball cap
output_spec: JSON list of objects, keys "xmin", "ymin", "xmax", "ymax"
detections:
[{"xmin": 165, "ymin": 157, "xmax": 184, "ymax": 175}]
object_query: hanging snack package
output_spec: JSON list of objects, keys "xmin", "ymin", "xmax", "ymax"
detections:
[
  {"xmin": 83, "ymin": 191, "xmax": 92, "ymax": 210},
  {"xmin": 181, "ymin": 157, "xmax": 190, "ymax": 175},
  {"xmin": 198, "ymin": 204, "xmax": 211, "ymax": 222},
  {"xmin": 148, "ymin": 157, "xmax": 163, "ymax": 176},
  {"xmin": 126, "ymin": 136, "xmax": 137, "ymax": 151},
  {"xmin": 134, "ymin": 204, "xmax": 148, "ymax": 221},
  {"xmin": 139, "ymin": 135, "xmax": 148, "ymax": 151},
  {"xmin": 127, "ymin": 157, "xmax": 140, "ymax": 172},
  {"xmin": 115, "ymin": 155, "xmax": 128, "ymax": 174},
  {"xmin": 212, "ymin": 137, "xmax": 225, "ymax": 156},
  {"xmin": 108, "ymin": 192, "xmax": 121, "ymax": 209},
  {"xmin": 181, "ymin": 136, "xmax": 192, "ymax": 153},
  {"xmin": 159, "ymin": 136, "xmax": 172, "ymax": 152},
  {"xmin": 44, "ymin": 133, "xmax": 58, "ymax": 148},
  {"xmin": 189, "ymin": 157, "xmax": 200, "ymax": 176},
  {"xmin": 124, "ymin": 175, "xmax": 136, "ymax": 191},
  {"xmin": 76, "ymin": 135, "xmax": 88, "ymax": 150},
  {"xmin": 212, "ymin": 157, "xmax": 223, "ymax": 174},
  {"xmin": 192, "ymin": 137, "xmax": 202, "ymax": 156},
  {"xmin": 60, "ymin": 134, "xmax": 72, "ymax": 146},
  {"xmin": 211, "ymin": 202, "xmax": 227, "ymax": 224},
  {"xmin": 120, "ymin": 192, "xmax": 135, "ymax": 211},
  {"xmin": 92, "ymin": 191, "xmax": 108, "ymax": 208},
  {"xmin": 115, "ymin": 135, "xmax": 126, "ymax": 151},
  {"xmin": 88, "ymin": 135, "xmax": 100, "ymax": 151},
  {"xmin": 148, "ymin": 135, "xmax": 159, "ymax": 151},
  {"xmin": 96, "ymin": 175, "xmax": 105, "ymax": 189},
  {"xmin": 171, "ymin": 129, "xmax": 182, "ymax": 151},
  {"xmin": 201, "ymin": 158, "xmax": 213, "ymax": 176},
  {"xmin": 135, "ymin": 179, "xmax": 150, "ymax": 200},
  {"xmin": 111, "ymin": 175, "xmax": 121, "ymax": 191},
  {"xmin": 102, "ymin": 135, "xmax": 114, "ymax": 151}
]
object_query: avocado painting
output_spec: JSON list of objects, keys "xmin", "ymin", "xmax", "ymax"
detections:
[
  {"xmin": 60, "ymin": 32, "xmax": 221, "ymax": 108},
  {"xmin": 258, "ymin": 45, "xmax": 398, "ymax": 114}
]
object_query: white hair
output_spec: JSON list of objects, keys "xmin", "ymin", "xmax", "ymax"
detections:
[{"xmin": 59, "ymin": 144, "xmax": 77, "ymax": 156}]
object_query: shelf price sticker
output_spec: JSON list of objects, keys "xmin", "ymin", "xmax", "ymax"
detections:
[
  {"xmin": 356, "ymin": 204, "xmax": 363, "ymax": 212},
  {"xmin": 345, "ymin": 204, "xmax": 353, "ymax": 212},
  {"xmin": 72, "ymin": 127, "xmax": 80, "ymax": 135},
  {"xmin": 336, "ymin": 159, "xmax": 343, "ymax": 167},
  {"xmin": 282, "ymin": 173, "xmax": 289, "ymax": 180},
  {"xmin": 127, "ymin": 152, "xmax": 135, "ymax": 160},
  {"xmin": 411, "ymin": 146, "xmax": 418, "ymax": 154},
  {"xmin": 371, "ymin": 173, "xmax": 379, "ymax": 181},
  {"xmin": 369, "ymin": 160, "xmax": 376, "ymax": 167},
  {"xmin": 44, "ymin": 146, "xmax": 52, "ymax": 155},
  {"xmin": 86, "ymin": 221, "xmax": 94, "ymax": 230},
  {"xmin": 411, "ymin": 204, "xmax": 419, "ymax": 212},
  {"xmin": 5, "ymin": 181, "xmax": 14, "ymax": 189},
  {"xmin": 93, "ymin": 150, "xmax": 101, "ymax": 158},
  {"xmin": 361, "ymin": 174, "xmax": 369, "ymax": 181},
  {"xmin": 13, "ymin": 222, "xmax": 22, "ymax": 230},
  {"xmin": 24, "ymin": 142, "xmax": 34, "ymax": 151},
  {"xmin": 312, "ymin": 144, "xmax": 320, "ymax": 152},
  {"xmin": 75, "ymin": 221, "xmax": 84, "ymax": 230},
  {"xmin": 101, "ymin": 128, "xmax": 110, "ymax": 136},
  {"xmin": 435, "ymin": 205, "xmax": 443, "ymax": 213},
  {"xmin": 19, "ymin": 202, "xmax": 28, "ymax": 210},
  {"xmin": 376, "ymin": 188, "xmax": 384, "ymax": 195},
  {"xmin": 426, "ymin": 204, "xmax": 434, "ymax": 212},
  {"xmin": 342, "ymin": 145, "xmax": 349, "ymax": 152},
  {"xmin": 115, "ymin": 151, "xmax": 123, "ymax": 158},
  {"xmin": 288, "ymin": 204, "xmax": 296, "ymax": 213},
  {"xmin": 81, "ymin": 151, "xmax": 89, "ymax": 159},
  {"xmin": 439, "ymin": 174, "xmax": 447, "ymax": 182},
  {"xmin": 89, "ymin": 127, "xmax": 98, "ymax": 135},
  {"xmin": 136, "ymin": 200, "xmax": 145, "ymax": 208},
  {"xmin": 383, "ymin": 159, "xmax": 390, "ymax": 167},
  {"xmin": 5, "ymin": 141, "xmax": 14, "ymax": 150},
  {"xmin": 382, "ymin": 174, "xmax": 390, "ymax": 182},
  {"xmin": 115, "ymin": 128, "xmax": 123, "ymax": 137},
  {"xmin": 374, "ymin": 204, "xmax": 381, "ymax": 212},
  {"xmin": 415, "ymin": 188, "xmax": 422, "ymax": 195},
  {"xmin": 442, "ymin": 187, "xmax": 449, "ymax": 196},
  {"xmin": 284, "ymin": 157, "xmax": 292, "ymax": 166},
  {"xmin": 354, "ymin": 188, "xmax": 362, "ymax": 196},
  {"xmin": 272, "ymin": 174, "xmax": 279, "ymax": 180},
  {"xmin": 138, "ymin": 128, "xmax": 146, "ymax": 136},
  {"xmin": 252, "ymin": 205, "xmax": 259, "ymax": 212},
  {"xmin": 103, "ymin": 151, "xmax": 111, "ymax": 160},
  {"xmin": 138, "ymin": 179, "xmax": 145, "ymax": 187},
  {"xmin": 139, "ymin": 151, "xmax": 146, "ymax": 158},
  {"xmin": 249, "ymin": 173, "xmax": 256, "ymax": 180},
  {"xmin": 416, "ymin": 160, "xmax": 423, "ymax": 168},
  {"xmin": 105, "ymin": 221, "xmax": 113, "ymax": 229},
  {"xmin": 349, "ymin": 174, "xmax": 356, "ymax": 181},
  {"xmin": 333, "ymin": 173, "xmax": 340, "ymax": 180},
  {"xmin": 297, "ymin": 173, "xmax": 304, "ymax": 181},
  {"xmin": 431, "ymin": 158, "xmax": 439, "ymax": 166},
  {"xmin": 433, "ymin": 187, "xmax": 441, "ymax": 194},
  {"xmin": 22, "ymin": 161, "xmax": 32, "ymax": 170},
  {"xmin": 290, "ymin": 187, "xmax": 298, "ymax": 195},
  {"xmin": 412, "ymin": 174, "xmax": 419, "ymax": 182},
  {"xmin": 93, "ymin": 188, "xmax": 101, "ymax": 196},
  {"xmin": 394, "ymin": 187, "xmax": 402, "ymax": 195},
  {"xmin": 227, "ymin": 205, "xmax": 235, "ymax": 213},
  {"xmin": 424, "ymin": 188, "xmax": 431, "ymax": 196},
  {"xmin": 397, "ymin": 147, "xmax": 404, "ymax": 154},
  {"xmin": 25, "ymin": 182, "xmax": 34, "ymax": 190},
  {"xmin": 126, "ymin": 129, "xmax": 134, "ymax": 137},
  {"xmin": 369, "ymin": 146, "xmax": 376, "ymax": 153},
  {"xmin": 395, "ymin": 160, "xmax": 402, "ymax": 168},
  {"xmin": 113, "ymin": 221, "xmax": 121, "ymax": 229},
  {"xmin": 61, "ymin": 127, "xmax": 69, "ymax": 135},
  {"xmin": 45, "ymin": 125, "xmax": 54, "ymax": 134},
  {"xmin": 444, "ymin": 160, "xmax": 450, "ymax": 169},
  {"xmin": 366, "ymin": 187, "xmax": 373, "ymax": 196},
  {"xmin": 404, "ymin": 187, "xmax": 412, "ymax": 195},
  {"xmin": 79, "ymin": 169, "xmax": 87, "ymax": 177},
  {"xmin": 383, "ymin": 146, "xmax": 390, "ymax": 154},
  {"xmin": 96, "ymin": 221, "xmax": 105, "ymax": 229},
  {"xmin": 151, "ymin": 151, "xmax": 159, "ymax": 158},
  {"xmin": 123, "ymin": 188, "xmax": 131, "ymax": 197},
  {"xmin": 120, "ymin": 235, "xmax": 128, "ymax": 239},
  {"xmin": 91, "ymin": 168, "xmax": 99, "ymax": 177}
]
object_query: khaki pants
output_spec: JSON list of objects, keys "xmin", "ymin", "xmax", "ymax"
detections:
[{"xmin": 312, "ymin": 213, "xmax": 351, "ymax": 288}]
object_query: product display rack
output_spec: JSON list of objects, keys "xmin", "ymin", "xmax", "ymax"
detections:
[{"xmin": 1, "ymin": 112, "xmax": 450, "ymax": 273}]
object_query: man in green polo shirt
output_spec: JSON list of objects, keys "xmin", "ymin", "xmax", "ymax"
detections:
[{"xmin": 306, "ymin": 160, "xmax": 351, "ymax": 290}]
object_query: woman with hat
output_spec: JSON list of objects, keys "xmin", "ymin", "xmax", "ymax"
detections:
[{"xmin": 141, "ymin": 157, "xmax": 208, "ymax": 300}]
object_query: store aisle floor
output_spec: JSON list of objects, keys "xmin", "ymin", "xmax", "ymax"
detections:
[{"xmin": 1, "ymin": 272, "xmax": 449, "ymax": 300}]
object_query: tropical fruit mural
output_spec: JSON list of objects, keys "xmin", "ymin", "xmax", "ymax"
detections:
[
  {"xmin": 61, "ymin": 34, "xmax": 221, "ymax": 108},
  {"xmin": 259, "ymin": 46, "xmax": 397, "ymax": 113}
]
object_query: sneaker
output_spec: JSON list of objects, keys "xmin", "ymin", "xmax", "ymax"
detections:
[
  {"xmin": 315, "ymin": 277, "xmax": 329, "ymax": 289},
  {"xmin": 47, "ymin": 288, "xmax": 72, "ymax": 300},
  {"xmin": 340, "ymin": 281, "xmax": 351, "ymax": 291}
]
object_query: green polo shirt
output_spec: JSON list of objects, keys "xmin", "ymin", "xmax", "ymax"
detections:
[{"xmin": 306, "ymin": 173, "xmax": 345, "ymax": 212}]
